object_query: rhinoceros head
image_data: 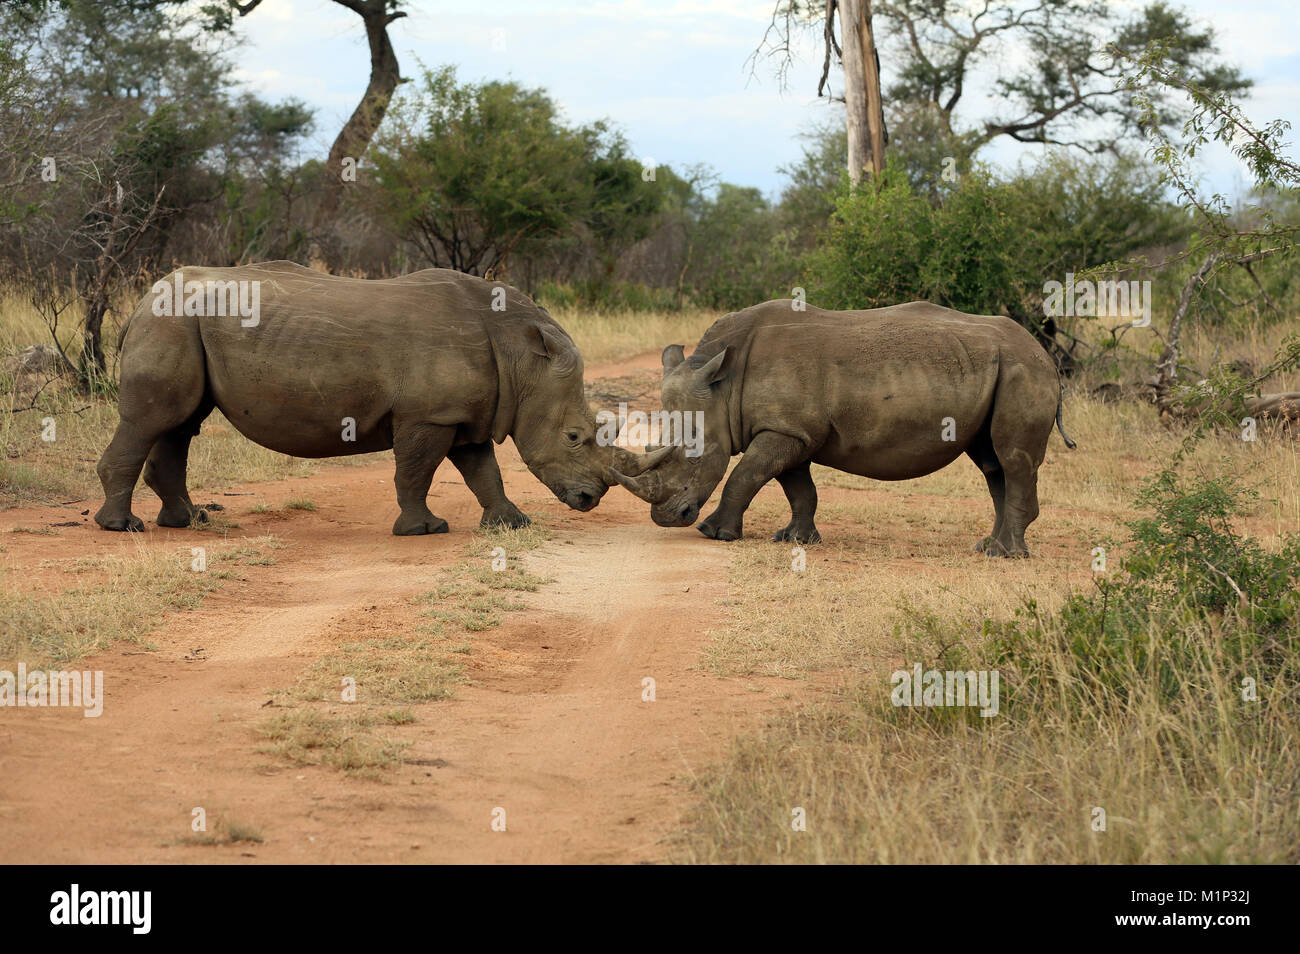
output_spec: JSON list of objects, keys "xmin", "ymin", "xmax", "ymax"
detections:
[
  {"xmin": 510, "ymin": 323, "xmax": 671, "ymax": 511},
  {"xmin": 609, "ymin": 343, "xmax": 733, "ymax": 527},
  {"xmin": 508, "ymin": 323, "xmax": 610, "ymax": 511}
]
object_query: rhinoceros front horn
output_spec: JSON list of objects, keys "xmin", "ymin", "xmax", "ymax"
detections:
[
  {"xmin": 606, "ymin": 445, "xmax": 674, "ymax": 502},
  {"xmin": 609, "ymin": 467, "xmax": 666, "ymax": 503}
]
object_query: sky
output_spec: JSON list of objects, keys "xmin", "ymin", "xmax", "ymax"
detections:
[{"xmin": 225, "ymin": 0, "xmax": 1300, "ymax": 202}]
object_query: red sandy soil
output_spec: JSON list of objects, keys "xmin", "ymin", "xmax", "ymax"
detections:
[{"xmin": 0, "ymin": 353, "xmax": 819, "ymax": 864}]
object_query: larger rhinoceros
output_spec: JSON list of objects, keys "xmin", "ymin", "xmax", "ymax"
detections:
[
  {"xmin": 95, "ymin": 261, "xmax": 665, "ymax": 535},
  {"xmin": 612, "ymin": 300, "xmax": 1075, "ymax": 557}
]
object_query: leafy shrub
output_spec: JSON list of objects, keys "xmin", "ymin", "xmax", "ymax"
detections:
[
  {"xmin": 805, "ymin": 154, "xmax": 1187, "ymax": 320},
  {"xmin": 988, "ymin": 469, "xmax": 1300, "ymax": 708}
]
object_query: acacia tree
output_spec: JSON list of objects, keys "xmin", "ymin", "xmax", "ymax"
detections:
[
  {"xmin": 754, "ymin": 0, "xmax": 1249, "ymax": 171},
  {"xmin": 1119, "ymin": 43, "xmax": 1298, "ymax": 414}
]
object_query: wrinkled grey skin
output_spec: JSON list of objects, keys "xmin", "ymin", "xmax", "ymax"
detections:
[
  {"xmin": 96, "ymin": 262, "xmax": 660, "ymax": 535},
  {"xmin": 613, "ymin": 300, "xmax": 1075, "ymax": 557}
]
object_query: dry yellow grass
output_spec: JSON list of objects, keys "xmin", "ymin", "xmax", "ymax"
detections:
[
  {"xmin": 550, "ymin": 305, "xmax": 715, "ymax": 366},
  {"xmin": 677, "ymin": 625, "xmax": 1300, "ymax": 863},
  {"xmin": 0, "ymin": 535, "xmax": 282, "ymax": 668}
]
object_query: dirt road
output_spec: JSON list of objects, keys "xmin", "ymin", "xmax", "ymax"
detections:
[{"xmin": 0, "ymin": 355, "xmax": 800, "ymax": 863}]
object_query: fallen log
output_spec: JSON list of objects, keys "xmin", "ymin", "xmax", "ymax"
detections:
[{"xmin": 1246, "ymin": 392, "xmax": 1300, "ymax": 425}]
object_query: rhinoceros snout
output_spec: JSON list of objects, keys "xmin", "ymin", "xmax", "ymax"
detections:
[
  {"xmin": 561, "ymin": 487, "xmax": 603, "ymax": 512},
  {"xmin": 652, "ymin": 501, "xmax": 698, "ymax": 527}
]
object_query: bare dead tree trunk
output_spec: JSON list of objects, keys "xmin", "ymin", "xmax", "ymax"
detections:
[
  {"xmin": 234, "ymin": 0, "xmax": 407, "ymax": 263},
  {"xmin": 861, "ymin": 1, "xmax": 887, "ymax": 175},
  {"xmin": 841, "ymin": 0, "xmax": 886, "ymax": 183},
  {"xmin": 79, "ymin": 181, "xmax": 165, "ymax": 391},
  {"xmin": 316, "ymin": 1, "xmax": 406, "ymax": 231},
  {"xmin": 80, "ymin": 183, "xmax": 125, "ymax": 381},
  {"xmin": 1155, "ymin": 252, "xmax": 1220, "ymax": 409}
]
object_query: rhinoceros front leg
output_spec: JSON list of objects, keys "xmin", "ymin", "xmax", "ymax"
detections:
[
  {"xmin": 448, "ymin": 441, "xmax": 531, "ymax": 529},
  {"xmin": 697, "ymin": 431, "xmax": 809, "ymax": 542},
  {"xmin": 391, "ymin": 422, "xmax": 456, "ymax": 536},
  {"xmin": 772, "ymin": 461, "xmax": 821, "ymax": 544}
]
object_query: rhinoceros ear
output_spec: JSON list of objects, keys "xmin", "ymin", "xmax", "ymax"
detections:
[
  {"xmin": 531, "ymin": 325, "xmax": 578, "ymax": 377},
  {"xmin": 692, "ymin": 348, "xmax": 728, "ymax": 391},
  {"xmin": 662, "ymin": 344, "xmax": 686, "ymax": 374}
]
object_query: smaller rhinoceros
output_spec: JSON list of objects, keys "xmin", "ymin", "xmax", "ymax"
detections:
[
  {"xmin": 95, "ymin": 262, "xmax": 666, "ymax": 535},
  {"xmin": 612, "ymin": 300, "xmax": 1075, "ymax": 557}
]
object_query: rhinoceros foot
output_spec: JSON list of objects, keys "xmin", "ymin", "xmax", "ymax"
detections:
[
  {"xmin": 697, "ymin": 512, "xmax": 742, "ymax": 541},
  {"xmin": 979, "ymin": 536, "xmax": 1030, "ymax": 559},
  {"xmin": 393, "ymin": 513, "xmax": 450, "ymax": 536},
  {"xmin": 157, "ymin": 504, "xmax": 208, "ymax": 528},
  {"xmin": 95, "ymin": 508, "xmax": 145, "ymax": 533},
  {"xmin": 773, "ymin": 522, "xmax": 820, "ymax": 545},
  {"xmin": 480, "ymin": 504, "xmax": 531, "ymax": 530}
]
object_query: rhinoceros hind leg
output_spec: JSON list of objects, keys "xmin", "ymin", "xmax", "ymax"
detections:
[
  {"xmin": 448, "ymin": 441, "xmax": 531, "ymax": 529},
  {"xmin": 391, "ymin": 422, "xmax": 456, "ymax": 536},
  {"xmin": 95, "ymin": 428, "xmax": 173, "ymax": 533},
  {"xmin": 96, "ymin": 312, "xmax": 207, "ymax": 532},
  {"xmin": 966, "ymin": 432, "xmax": 1007, "ymax": 554},
  {"xmin": 980, "ymin": 536, "xmax": 1029, "ymax": 559},
  {"xmin": 772, "ymin": 462, "xmax": 820, "ymax": 543},
  {"xmin": 987, "ymin": 394, "xmax": 1050, "ymax": 558},
  {"xmin": 393, "ymin": 514, "xmax": 450, "ymax": 535},
  {"xmin": 94, "ymin": 505, "xmax": 146, "ymax": 533},
  {"xmin": 145, "ymin": 399, "xmax": 214, "ymax": 528}
]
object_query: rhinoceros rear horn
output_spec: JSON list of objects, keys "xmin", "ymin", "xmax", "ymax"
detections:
[{"xmin": 610, "ymin": 443, "xmax": 674, "ymax": 477}]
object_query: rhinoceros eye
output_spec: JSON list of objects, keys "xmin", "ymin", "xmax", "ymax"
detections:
[{"xmin": 565, "ymin": 430, "xmax": 580, "ymax": 444}]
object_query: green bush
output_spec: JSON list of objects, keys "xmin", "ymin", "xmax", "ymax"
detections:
[
  {"xmin": 685, "ymin": 184, "xmax": 800, "ymax": 311},
  {"xmin": 988, "ymin": 469, "xmax": 1300, "ymax": 709},
  {"xmin": 805, "ymin": 154, "xmax": 1187, "ymax": 319},
  {"xmin": 804, "ymin": 162, "xmax": 937, "ymax": 310}
]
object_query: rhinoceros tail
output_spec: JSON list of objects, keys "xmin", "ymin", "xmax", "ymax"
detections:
[
  {"xmin": 117, "ymin": 311, "xmax": 134, "ymax": 352},
  {"xmin": 1055, "ymin": 387, "xmax": 1077, "ymax": 449}
]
